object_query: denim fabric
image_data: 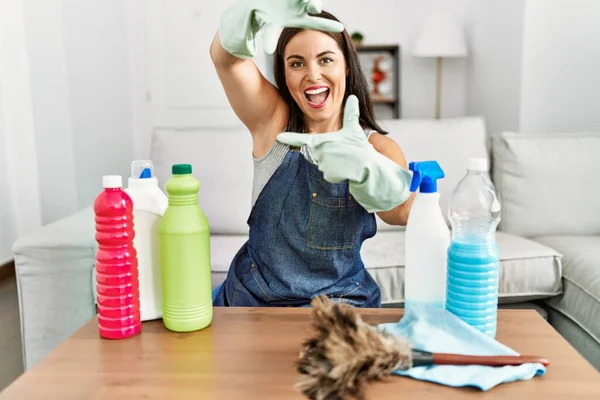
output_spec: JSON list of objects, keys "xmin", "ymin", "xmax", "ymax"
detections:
[
  {"xmin": 213, "ymin": 148, "xmax": 381, "ymax": 307},
  {"xmin": 212, "ymin": 283, "xmax": 222, "ymax": 303}
]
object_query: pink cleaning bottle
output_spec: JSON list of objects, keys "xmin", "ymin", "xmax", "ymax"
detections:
[{"xmin": 94, "ymin": 175, "xmax": 141, "ymax": 339}]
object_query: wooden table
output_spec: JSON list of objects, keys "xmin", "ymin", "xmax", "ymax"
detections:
[{"xmin": 1, "ymin": 308, "xmax": 599, "ymax": 399}]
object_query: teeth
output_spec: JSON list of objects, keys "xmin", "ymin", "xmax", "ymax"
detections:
[{"xmin": 304, "ymin": 87, "xmax": 329, "ymax": 95}]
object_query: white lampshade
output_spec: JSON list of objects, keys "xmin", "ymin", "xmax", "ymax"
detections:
[{"xmin": 413, "ymin": 11, "xmax": 468, "ymax": 57}]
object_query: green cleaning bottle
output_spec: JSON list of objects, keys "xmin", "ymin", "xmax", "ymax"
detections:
[{"xmin": 159, "ymin": 164, "xmax": 212, "ymax": 332}]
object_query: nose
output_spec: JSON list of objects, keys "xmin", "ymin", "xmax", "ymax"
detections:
[{"xmin": 305, "ymin": 63, "xmax": 322, "ymax": 83}]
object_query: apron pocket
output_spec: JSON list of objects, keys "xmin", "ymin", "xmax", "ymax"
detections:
[
  {"xmin": 323, "ymin": 279, "xmax": 370, "ymax": 307},
  {"xmin": 245, "ymin": 264, "xmax": 305, "ymax": 305},
  {"xmin": 307, "ymin": 194, "xmax": 355, "ymax": 250}
]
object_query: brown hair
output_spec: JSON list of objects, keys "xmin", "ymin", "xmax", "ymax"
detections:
[{"xmin": 273, "ymin": 11, "xmax": 387, "ymax": 134}]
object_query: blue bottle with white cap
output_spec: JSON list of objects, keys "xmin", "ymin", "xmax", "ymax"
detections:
[
  {"xmin": 404, "ymin": 161, "xmax": 450, "ymax": 311},
  {"xmin": 446, "ymin": 157, "xmax": 501, "ymax": 338}
]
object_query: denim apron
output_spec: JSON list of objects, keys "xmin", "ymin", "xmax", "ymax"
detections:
[{"xmin": 213, "ymin": 147, "xmax": 381, "ymax": 307}]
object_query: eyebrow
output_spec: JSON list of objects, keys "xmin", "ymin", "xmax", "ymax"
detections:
[{"xmin": 286, "ymin": 50, "xmax": 336, "ymax": 61}]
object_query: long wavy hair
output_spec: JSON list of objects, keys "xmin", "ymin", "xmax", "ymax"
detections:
[{"xmin": 273, "ymin": 11, "xmax": 387, "ymax": 135}]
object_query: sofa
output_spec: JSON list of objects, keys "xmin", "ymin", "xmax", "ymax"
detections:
[
  {"xmin": 491, "ymin": 131, "xmax": 600, "ymax": 370},
  {"xmin": 12, "ymin": 117, "xmax": 600, "ymax": 372}
]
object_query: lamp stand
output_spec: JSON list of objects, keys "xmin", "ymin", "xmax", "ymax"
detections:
[{"xmin": 435, "ymin": 56, "xmax": 443, "ymax": 119}]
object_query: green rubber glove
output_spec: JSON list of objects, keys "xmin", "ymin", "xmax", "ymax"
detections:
[
  {"xmin": 276, "ymin": 95, "xmax": 412, "ymax": 213},
  {"xmin": 219, "ymin": 0, "xmax": 344, "ymax": 59}
]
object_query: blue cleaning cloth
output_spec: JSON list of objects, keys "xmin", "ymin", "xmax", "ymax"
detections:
[{"xmin": 378, "ymin": 306, "xmax": 546, "ymax": 391}]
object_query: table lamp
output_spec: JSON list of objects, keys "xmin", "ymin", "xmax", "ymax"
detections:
[{"xmin": 413, "ymin": 11, "xmax": 468, "ymax": 119}]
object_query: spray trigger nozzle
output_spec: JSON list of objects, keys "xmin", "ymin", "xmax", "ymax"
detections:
[{"xmin": 409, "ymin": 161, "xmax": 445, "ymax": 193}]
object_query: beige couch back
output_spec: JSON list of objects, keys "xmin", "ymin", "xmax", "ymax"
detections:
[
  {"xmin": 377, "ymin": 117, "xmax": 488, "ymax": 230},
  {"xmin": 150, "ymin": 116, "xmax": 488, "ymax": 234},
  {"xmin": 492, "ymin": 131, "xmax": 600, "ymax": 237}
]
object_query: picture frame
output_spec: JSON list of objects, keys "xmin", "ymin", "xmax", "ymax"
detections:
[{"xmin": 355, "ymin": 45, "xmax": 401, "ymax": 118}]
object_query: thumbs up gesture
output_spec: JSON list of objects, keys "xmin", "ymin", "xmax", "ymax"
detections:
[{"xmin": 277, "ymin": 95, "xmax": 412, "ymax": 212}]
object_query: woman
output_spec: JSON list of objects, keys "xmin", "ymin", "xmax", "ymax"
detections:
[{"xmin": 210, "ymin": 1, "xmax": 414, "ymax": 307}]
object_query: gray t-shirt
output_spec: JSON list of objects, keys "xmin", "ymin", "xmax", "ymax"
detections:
[{"xmin": 251, "ymin": 129, "xmax": 375, "ymax": 206}]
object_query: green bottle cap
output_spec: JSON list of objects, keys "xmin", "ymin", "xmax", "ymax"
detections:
[{"xmin": 172, "ymin": 164, "xmax": 192, "ymax": 175}]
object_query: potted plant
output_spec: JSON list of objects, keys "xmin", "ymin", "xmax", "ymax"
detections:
[{"xmin": 351, "ymin": 31, "xmax": 364, "ymax": 47}]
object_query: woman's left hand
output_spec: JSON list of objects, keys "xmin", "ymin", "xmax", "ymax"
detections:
[{"xmin": 276, "ymin": 95, "xmax": 412, "ymax": 213}]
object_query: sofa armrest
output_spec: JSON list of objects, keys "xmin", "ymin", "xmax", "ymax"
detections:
[{"xmin": 12, "ymin": 206, "xmax": 97, "ymax": 371}]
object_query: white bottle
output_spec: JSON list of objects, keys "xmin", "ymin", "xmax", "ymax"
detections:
[
  {"xmin": 125, "ymin": 160, "xmax": 168, "ymax": 321},
  {"xmin": 404, "ymin": 161, "xmax": 450, "ymax": 310}
]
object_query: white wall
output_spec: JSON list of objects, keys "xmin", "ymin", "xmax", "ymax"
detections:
[
  {"xmin": 466, "ymin": 0, "xmax": 525, "ymax": 136},
  {"xmin": 23, "ymin": 0, "xmax": 78, "ymax": 224},
  {"xmin": 0, "ymin": 0, "xmax": 134, "ymax": 265},
  {"xmin": 63, "ymin": 0, "xmax": 134, "ymax": 209},
  {"xmin": 21, "ymin": 0, "xmax": 134, "ymax": 224},
  {"xmin": 130, "ymin": 0, "xmax": 246, "ymax": 160},
  {"xmin": 130, "ymin": 0, "xmax": 472, "ymax": 160},
  {"xmin": 0, "ymin": 83, "xmax": 17, "ymax": 264},
  {"xmin": 324, "ymin": 0, "xmax": 471, "ymax": 119},
  {"xmin": 519, "ymin": 0, "xmax": 600, "ymax": 133},
  {"xmin": 467, "ymin": 0, "xmax": 600, "ymax": 136},
  {"xmin": 0, "ymin": 0, "xmax": 44, "ymax": 263}
]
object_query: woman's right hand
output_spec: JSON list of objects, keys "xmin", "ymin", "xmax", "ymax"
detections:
[
  {"xmin": 276, "ymin": 95, "xmax": 413, "ymax": 213},
  {"xmin": 219, "ymin": 0, "xmax": 344, "ymax": 59}
]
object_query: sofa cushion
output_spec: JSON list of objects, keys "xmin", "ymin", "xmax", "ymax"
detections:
[
  {"xmin": 151, "ymin": 127, "xmax": 254, "ymax": 235},
  {"xmin": 492, "ymin": 131, "xmax": 600, "ymax": 237},
  {"xmin": 533, "ymin": 235, "xmax": 600, "ymax": 345},
  {"xmin": 376, "ymin": 117, "xmax": 488, "ymax": 231},
  {"xmin": 12, "ymin": 206, "xmax": 95, "ymax": 253},
  {"xmin": 361, "ymin": 230, "xmax": 562, "ymax": 305}
]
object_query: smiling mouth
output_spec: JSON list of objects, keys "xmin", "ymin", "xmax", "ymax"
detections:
[{"xmin": 304, "ymin": 87, "xmax": 330, "ymax": 108}]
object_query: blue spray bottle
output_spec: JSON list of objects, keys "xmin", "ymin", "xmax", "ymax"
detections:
[{"xmin": 404, "ymin": 161, "xmax": 450, "ymax": 310}]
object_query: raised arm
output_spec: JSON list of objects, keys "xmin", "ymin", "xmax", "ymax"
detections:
[
  {"xmin": 209, "ymin": 32, "xmax": 285, "ymax": 142},
  {"xmin": 211, "ymin": 0, "xmax": 344, "ymax": 154}
]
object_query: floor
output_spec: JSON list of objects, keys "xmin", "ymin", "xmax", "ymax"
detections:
[{"xmin": 0, "ymin": 272, "xmax": 24, "ymax": 392}]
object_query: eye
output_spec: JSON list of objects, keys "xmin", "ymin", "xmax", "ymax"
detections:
[
  {"xmin": 290, "ymin": 61, "xmax": 304, "ymax": 68},
  {"xmin": 320, "ymin": 57, "xmax": 334, "ymax": 65}
]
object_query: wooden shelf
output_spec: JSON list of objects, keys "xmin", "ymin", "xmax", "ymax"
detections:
[
  {"xmin": 354, "ymin": 44, "xmax": 399, "ymax": 53},
  {"xmin": 355, "ymin": 44, "xmax": 401, "ymax": 118},
  {"xmin": 372, "ymin": 98, "xmax": 396, "ymax": 104}
]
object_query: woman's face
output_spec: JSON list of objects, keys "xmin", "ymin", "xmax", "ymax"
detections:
[{"xmin": 283, "ymin": 30, "xmax": 347, "ymax": 127}]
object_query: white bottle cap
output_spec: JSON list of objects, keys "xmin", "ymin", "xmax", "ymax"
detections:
[
  {"xmin": 468, "ymin": 158, "xmax": 488, "ymax": 172},
  {"xmin": 103, "ymin": 175, "xmax": 122, "ymax": 189}
]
